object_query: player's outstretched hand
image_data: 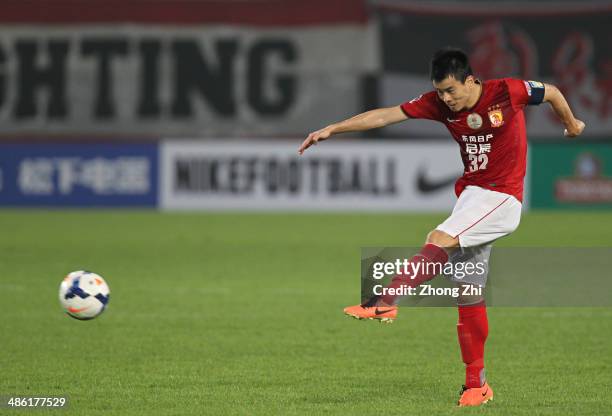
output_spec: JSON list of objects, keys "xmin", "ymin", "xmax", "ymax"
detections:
[
  {"xmin": 564, "ymin": 119, "xmax": 585, "ymax": 138},
  {"xmin": 298, "ymin": 127, "xmax": 333, "ymax": 155}
]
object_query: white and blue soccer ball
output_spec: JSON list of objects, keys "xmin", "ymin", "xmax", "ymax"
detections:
[{"xmin": 59, "ymin": 271, "xmax": 110, "ymax": 320}]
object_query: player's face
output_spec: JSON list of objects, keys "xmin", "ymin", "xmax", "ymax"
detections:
[{"xmin": 433, "ymin": 75, "xmax": 476, "ymax": 112}]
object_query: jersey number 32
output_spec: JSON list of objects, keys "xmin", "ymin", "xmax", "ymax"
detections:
[{"xmin": 468, "ymin": 154, "xmax": 488, "ymax": 172}]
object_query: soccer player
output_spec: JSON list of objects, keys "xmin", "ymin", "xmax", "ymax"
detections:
[{"xmin": 297, "ymin": 48, "xmax": 585, "ymax": 407}]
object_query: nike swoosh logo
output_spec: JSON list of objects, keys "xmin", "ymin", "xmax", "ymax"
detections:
[
  {"xmin": 375, "ymin": 308, "xmax": 393, "ymax": 315},
  {"xmin": 416, "ymin": 168, "xmax": 458, "ymax": 193},
  {"xmin": 482, "ymin": 388, "xmax": 489, "ymax": 397},
  {"xmin": 447, "ymin": 118, "xmax": 460, "ymax": 122},
  {"xmin": 68, "ymin": 306, "xmax": 89, "ymax": 313}
]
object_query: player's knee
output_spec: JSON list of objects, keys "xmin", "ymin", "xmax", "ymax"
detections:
[
  {"xmin": 457, "ymin": 294, "xmax": 484, "ymax": 306},
  {"xmin": 426, "ymin": 229, "xmax": 459, "ymax": 248}
]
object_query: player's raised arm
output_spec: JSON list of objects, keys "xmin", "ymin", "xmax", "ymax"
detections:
[
  {"xmin": 542, "ymin": 83, "xmax": 585, "ymax": 138},
  {"xmin": 297, "ymin": 106, "xmax": 407, "ymax": 155}
]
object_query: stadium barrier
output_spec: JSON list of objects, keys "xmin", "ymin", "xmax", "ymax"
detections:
[{"xmin": 2, "ymin": 139, "xmax": 611, "ymax": 210}]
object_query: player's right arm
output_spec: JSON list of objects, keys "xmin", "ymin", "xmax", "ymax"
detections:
[{"xmin": 298, "ymin": 106, "xmax": 407, "ymax": 155}]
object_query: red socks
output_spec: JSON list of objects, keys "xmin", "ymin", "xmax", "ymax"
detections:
[
  {"xmin": 372, "ymin": 243, "xmax": 488, "ymax": 389},
  {"xmin": 457, "ymin": 303, "xmax": 488, "ymax": 388},
  {"xmin": 379, "ymin": 243, "xmax": 448, "ymax": 306}
]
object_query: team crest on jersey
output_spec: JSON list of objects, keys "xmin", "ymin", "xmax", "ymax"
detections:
[
  {"xmin": 467, "ymin": 113, "xmax": 483, "ymax": 129},
  {"xmin": 488, "ymin": 109, "xmax": 504, "ymax": 127}
]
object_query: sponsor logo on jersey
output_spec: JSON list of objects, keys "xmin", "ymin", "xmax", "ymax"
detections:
[
  {"xmin": 461, "ymin": 134, "xmax": 493, "ymax": 142},
  {"xmin": 467, "ymin": 113, "xmax": 483, "ymax": 129},
  {"xmin": 488, "ymin": 109, "xmax": 504, "ymax": 128}
]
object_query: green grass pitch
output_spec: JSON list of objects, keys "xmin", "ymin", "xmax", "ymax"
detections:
[{"xmin": 1, "ymin": 211, "xmax": 611, "ymax": 415}]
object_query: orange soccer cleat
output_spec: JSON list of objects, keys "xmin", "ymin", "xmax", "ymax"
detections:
[
  {"xmin": 343, "ymin": 303, "xmax": 398, "ymax": 323},
  {"xmin": 457, "ymin": 382, "xmax": 494, "ymax": 407}
]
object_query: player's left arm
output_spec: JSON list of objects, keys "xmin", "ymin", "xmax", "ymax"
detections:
[{"xmin": 542, "ymin": 83, "xmax": 585, "ymax": 138}]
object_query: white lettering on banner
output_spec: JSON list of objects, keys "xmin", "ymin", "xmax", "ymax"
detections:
[
  {"xmin": 18, "ymin": 159, "xmax": 55, "ymax": 194},
  {"xmin": 161, "ymin": 140, "xmax": 464, "ymax": 211},
  {"xmin": 18, "ymin": 158, "xmax": 150, "ymax": 195}
]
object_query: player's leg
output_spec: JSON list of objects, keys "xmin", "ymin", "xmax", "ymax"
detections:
[
  {"xmin": 342, "ymin": 191, "xmax": 473, "ymax": 321},
  {"xmin": 444, "ymin": 188, "xmax": 520, "ymax": 406},
  {"xmin": 456, "ymin": 298, "xmax": 493, "ymax": 406},
  {"xmin": 344, "ymin": 186, "xmax": 520, "ymax": 321},
  {"xmin": 376, "ymin": 230, "xmax": 457, "ymax": 304},
  {"xmin": 450, "ymin": 246, "xmax": 494, "ymax": 406},
  {"xmin": 372, "ymin": 184, "xmax": 505, "ymax": 307},
  {"xmin": 343, "ymin": 230, "xmax": 456, "ymax": 322},
  {"xmin": 344, "ymin": 186, "xmax": 475, "ymax": 321}
]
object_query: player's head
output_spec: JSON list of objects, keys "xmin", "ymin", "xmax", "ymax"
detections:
[{"xmin": 430, "ymin": 48, "xmax": 478, "ymax": 112}]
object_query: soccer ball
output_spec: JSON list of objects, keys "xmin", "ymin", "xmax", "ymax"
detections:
[{"xmin": 59, "ymin": 271, "xmax": 110, "ymax": 320}]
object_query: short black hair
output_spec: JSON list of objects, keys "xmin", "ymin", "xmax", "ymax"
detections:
[{"xmin": 430, "ymin": 48, "xmax": 473, "ymax": 83}]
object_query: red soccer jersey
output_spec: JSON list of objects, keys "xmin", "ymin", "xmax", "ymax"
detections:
[{"xmin": 401, "ymin": 78, "xmax": 535, "ymax": 201}]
